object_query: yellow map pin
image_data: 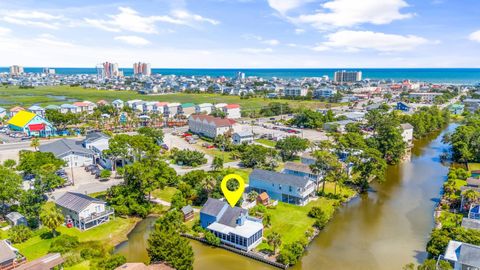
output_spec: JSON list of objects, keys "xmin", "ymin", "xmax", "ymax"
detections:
[{"xmin": 221, "ymin": 174, "xmax": 245, "ymax": 207}]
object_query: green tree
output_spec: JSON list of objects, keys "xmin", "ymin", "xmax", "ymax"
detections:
[
  {"xmin": 8, "ymin": 225, "xmax": 33, "ymax": 243},
  {"xmin": 172, "ymin": 149, "xmax": 207, "ymax": 167},
  {"xmin": 39, "ymin": 203, "xmax": 64, "ymax": 237},
  {"xmin": 148, "ymin": 211, "xmax": 194, "ymax": 270},
  {"xmin": 349, "ymin": 148, "xmax": 387, "ymax": 192},
  {"xmin": 310, "ymin": 150, "xmax": 343, "ymax": 194},
  {"xmin": 138, "ymin": 126, "xmax": 164, "ymax": 145},
  {"xmin": 247, "ymin": 190, "xmax": 258, "ymax": 202},
  {"xmin": 95, "ymin": 254, "xmax": 127, "ymax": 270},
  {"xmin": 278, "ymin": 241, "xmax": 305, "ymax": 266},
  {"xmin": 205, "ymin": 231, "xmax": 221, "ymax": 246},
  {"xmin": 3, "ymin": 159, "xmax": 16, "ymax": 168},
  {"xmin": 30, "ymin": 138, "xmax": 40, "ymax": 151},
  {"xmin": 266, "ymin": 231, "xmax": 282, "ymax": 254},
  {"xmin": 0, "ymin": 165, "xmax": 23, "ymax": 216},
  {"xmin": 275, "ymin": 136, "xmax": 310, "ymax": 161},
  {"xmin": 211, "ymin": 156, "xmax": 224, "ymax": 171}
]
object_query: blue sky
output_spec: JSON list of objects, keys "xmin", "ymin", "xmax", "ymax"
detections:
[{"xmin": 0, "ymin": 0, "xmax": 479, "ymax": 68}]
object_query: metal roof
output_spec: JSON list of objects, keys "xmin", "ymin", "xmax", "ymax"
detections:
[
  {"xmin": 7, "ymin": 110, "xmax": 36, "ymax": 127},
  {"xmin": 55, "ymin": 192, "xmax": 104, "ymax": 213},
  {"xmin": 39, "ymin": 138, "xmax": 94, "ymax": 158},
  {"xmin": 0, "ymin": 240, "xmax": 17, "ymax": 263},
  {"xmin": 250, "ymin": 169, "xmax": 312, "ymax": 188},
  {"xmin": 181, "ymin": 205, "xmax": 193, "ymax": 215},
  {"xmin": 462, "ymin": 218, "xmax": 480, "ymax": 230}
]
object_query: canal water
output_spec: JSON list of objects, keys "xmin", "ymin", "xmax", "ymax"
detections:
[{"xmin": 115, "ymin": 124, "xmax": 455, "ymax": 270}]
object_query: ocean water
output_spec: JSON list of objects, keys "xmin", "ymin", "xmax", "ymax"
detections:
[{"xmin": 0, "ymin": 68, "xmax": 479, "ymax": 84}]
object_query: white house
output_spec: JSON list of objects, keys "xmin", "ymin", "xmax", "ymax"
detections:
[
  {"xmin": 60, "ymin": 104, "xmax": 79, "ymax": 114},
  {"xmin": 232, "ymin": 130, "xmax": 254, "ymax": 145},
  {"xmin": 165, "ymin": 103, "xmax": 181, "ymax": 117},
  {"xmin": 28, "ymin": 105, "xmax": 45, "ymax": 117},
  {"xmin": 73, "ymin": 101, "xmax": 96, "ymax": 114},
  {"xmin": 284, "ymin": 86, "xmax": 307, "ymax": 97},
  {"xmin": 196, "ymin": 103, "xmax": 214, "ymax": 114},
  {"xmin": 400, "ymin": 123, "xmax": 414, "ymax": 144},
  {"xmin": 112, "ymin": 99, "xmax": 124, "ymax": 110},
  {"xmin": 188, "ymin": 114, "xmax": 235, "ymax": 139},
  {"xmin": 39, "ymin": 138, "xmax": 94, "ymax": 167},
  {"xmin": 82, "ymin": 132, "xmax": 112, "ymax": 169},
  {"xmin": 222, "ymin": 104, "xmax": 241, "ymax": 119},
  {"xmin": 55, "ymin": 192, "xmax": 114, "ymax": 230}
]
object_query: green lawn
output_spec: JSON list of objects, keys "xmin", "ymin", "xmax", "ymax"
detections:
[
  {"xmin": 14, "ymin": 217, "xmax": 138, "ymax": 260},
  {"xmin": 261, "ymin": 198, "xmax": 336, "ymax": 248},
  {"xmin": 225, "ymin": 168, "xmax": 252, "ymax": 183},
  {"xmin": 0, "ymin": 85, "xmax": 336, "ymax": 112},
  {"xmin": 468, "ymin": 163, "xmax": 480, "ymax": 172},
  {"xmin": 323, "ymin": 182, "xmax": 357, "ymax": 199},
  {"xmin": 65, "ymin": 261, "xmax": 90, "ymax": 270},
  {"xmin": 255, "ymin": 139, "xmax": 277, "ymax": 148},
  {"xmin": 152, "ymin": 187, "xmax": 178, "ymax": 202}
]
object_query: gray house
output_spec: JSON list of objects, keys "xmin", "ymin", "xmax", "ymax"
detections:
[
  {"xmin": 0, "ymin": 240, "xmax": 21, "ymax": 269},
  {"xmin": 6, "ymin": 212, "xmax": 28, "ymax": 227},
  {"xmin": 249, "ymin": 169, "xmax": 316, "ymax": 206},
  {"xmin": 55, "ymin": 192, "xmax": 114, "ymax": 230},
  {"xmin": 444, "ymin": 240, "xmax": 480, "ymax": 269},
  {"xmin": 40, "ymin": 139, "xmax": 94, "ymax": 168}
]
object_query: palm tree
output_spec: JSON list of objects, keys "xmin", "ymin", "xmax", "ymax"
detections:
[
  {"xmin": 463, "ymin": 189, "xmax": 480, "ymax": 210},
  {"xmin": 267, "ymin": 231, "xmax": 282, "ymax": 254},
  {"xmin": 39, "ymin": 204, "xmax": 64, "ymax": 237},
  {"xmin": 30, "ymin": 138, "xmax": 40, "ymax": 151},
  {"xmin": 211, "ymin": 156, "xmax": 224, "ymax": 171},
  {"xmin": 203, "ymin": 176, "xmax": 217, "ymax": 196}
]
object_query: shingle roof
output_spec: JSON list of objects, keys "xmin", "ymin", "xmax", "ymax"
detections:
[
  {"xmin": 181, "ymin": 205, "xmax": 193, "ymax": 215},
  {"xmin": 39, "ymin": 139, "xmax": 94, "ymax": 157},
  {"xmin": 400, "ymin": 123, "xmax": 414, "ymax": 130},
  {"xmin": 250, "ymin": 169, "xmax": 311, "ymax": 188},
  {"xmin": 458, "ymin": 243, "xmax": 480, "ymax": 267},
  {"xmin": 6, "ymin": 212, "xmax": 25, "ymax": 222},
  {"xmin": 0, "ymin": 240, "xmax": 16, "ymax": 263},
  {"xmin": 56, "ymin": 192, "xmax": 104, "ymax": 213},
  {"xmin": 190, "ymin": 114, "xmax": 235, "ymax": 127},
  {"xmin": 462, "ymin": 218, "xmax": 480, "ymax": 230},
  {"xmin": 218, "ymin": 207, "xmax": 247, "ymax": 227},
  {"xmin": 200, "ymin": 198, "xmax": 226, "ymax": 217},
  {"xmin": 284, "ymin": 162, "xmax": 314, "ymax": 175},
  {"xmin": 84, "ymin": 132, "xmax": 110, "ymax": 144}
]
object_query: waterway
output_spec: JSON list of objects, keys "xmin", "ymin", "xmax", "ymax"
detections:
[{"xmin": 115, "ymin": 124, "xmax": 456, "ymax": 269}]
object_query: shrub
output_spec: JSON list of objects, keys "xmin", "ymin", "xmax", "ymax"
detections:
[
  {"xmin": 171, "ymin": 149, "xmax": 207, "ymax": 167},
  {"xmin": 8, "ymin": 225, "xmax": 32, "ymax": 243},
  {"xmin": 94, "ymin": 254, "xmax": 127, "ymax": 270},
  {"xmin": 49, "ymin": 234, "xmax": 79, "ymax": 253},
  {"xmin": 205, "ymin": 231, "xmax": 221, "ymax": 246},
  {"xmin": 63, "ymin": 253, "xmax": 83, "ymax": 267},
  {"xmin": 278, "ymin": 241, "xmax": 305, "ymax": 266},
  {"xmin": 100, "ymin": 170, "xmax": 112, "ymax": 179}
]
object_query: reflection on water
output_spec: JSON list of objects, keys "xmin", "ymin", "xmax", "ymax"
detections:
[{"xmin": 115, "ymin": 124, "xmax": 456, "ymax": 270}]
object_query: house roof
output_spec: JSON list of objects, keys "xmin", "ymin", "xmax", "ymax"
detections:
[
  {"xmin": 250, "ymin": 169, "xmax": 312, "ymax": 188},
  {"xmin": 462, "ymin": 218, "xmax": 480, "ymax": 230},
  {"xmin": 190, "ymin": 114, "xmax": 235, "ymax": 127},
  {"xmin": 0, "ymin": 240, "xmax": 17, "ymax": 263},
  {"xmin": 84, "ymin": 132, "xmax": 110, "ymax": 144},
  {"xmin": 10, "ymin": 106, "xmax": 25, "ymax": 112},
  {"xmin": 45, "ymin": 105, "xmax": 60, "ymax": 110},
  {"xmin": 181, "ymin": 103, "xmax": 195, "ymax": 108},
  {"xmin": 234, "ymin": 130, "xmax": 253, "ymax": 137},
  {"xmin": 284, "ymin": 162, "xmax": 314, "ymax": 175},
  {"xmin": 200, "ymin": 198, "xmax": 226, "ymax": 217},
  {"xmin": 225, "ymin": 104, "xmax": 240, "ymax": 109},
  {"xmin": 400, "ymin": 123, "xmax": 414, "ymax": 130},
  {"xmin": 0, "ymin": 107, "xmax": 5, "ymax": 113},
  {"xmin": 181, "ymin": 205, "xmax": 193, "ymax": 215},
  {"xmin": 6, "ymin": 212, "xmax": 25, "ymax": 222},
  {"xmin": 15, "ymin": 253, "xmax": 64, "ymax": 270},
  {"xmin": 39, "ymin": 138, "xmax": 94, "ymax": 158},
  {"xmin": 258, "ymin": 192, "xmax": 269, "ymax": 201},
  {"xmin": 56, "ymin": 192, "xmax": 104, "ymax": 213},
  {"xmin": 444, "ymin": 240, "xmax": 480, "ymax": 268},
  {"xmin": 467, "ymin": 178, "xmax": 480, "ymax": 187},
  {"xmin": 7, "ymin": 110, "xmax": 36, "ymax": 127},
  {"xmin": 28, "ymin": 105, "xmax": 44, "ymax": 111},
  {"xmin": 60, "ymin": 104, "xmax": 78, "ymax": 109},
  {"xmin": 218, "ymin": 207, "xmax": 247, "ymax": 227}
]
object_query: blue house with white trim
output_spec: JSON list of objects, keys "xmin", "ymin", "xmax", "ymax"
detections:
[{"xmin": 200, "ymin": 198, "xmax": 263, "ymax": 251}]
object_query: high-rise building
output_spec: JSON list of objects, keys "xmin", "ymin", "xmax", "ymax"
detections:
[
  {"xmin": 133, "ymin": 62, "xmax": 151, "ymax": 76},
  {"xmin": 9, "ymin": 65, "xmax": 24, "ymax": 76},
  {"xmin": 334, "ymin": 70, "xmax": 362, "ymax": 83},
  {"xmin": 235, "ymin": 71, "xmax": 245, "ymax": 81},
  {"xmin": 97, "ymin": 62, "xmax": 120, "ymax": 78}
]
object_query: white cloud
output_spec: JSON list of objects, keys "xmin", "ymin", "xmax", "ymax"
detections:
[
  {"xmin": 293, "ymin": 0, "xmax": 413, "ymax": 30},
  {"xmin": 295, "ymin": 28, "xmax": 305, "ymax": 34},
  {"xmin": 84, "ymin": 6, "xmax": 218, "ymax": 34},
  {"xmin": 469, "ymin": 30, "xmax": 480, "ymax": 42},
  {"xmin": 242, "ymin": 34, "xmax": 280, "ymax": 46},
  {"xmin": 262, "ymin": 39, "xmax": 280, "ymax": 46},
  {"xmin": 318, "ymin": 30, "xmax": 429, "ymax": 52},
  {"xmin": 1, "ymin": 10, "xmax": 64, "ymax": 29},
  {"xmin": 0, "ymin": 27, "xmax": 11, "ymax": 36},
  {"xmin": 267, "ymin": 0, "xmax": 313, "ymax": 14},
  {"xmin": 240, "ymin": 47, "xmax": 274, "ymax": 54},
  {"xmin": 114, "ymin": 35, "xmax": 151, "ymax": 46},
  {"xmin": 35, "ymin": 34, "xmax": 74, "ymax": 47}
]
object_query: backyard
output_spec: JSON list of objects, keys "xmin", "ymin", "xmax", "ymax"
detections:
[{"xmin": 14, "ymin": 216, "xmax": 138, "ymax": 260}]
